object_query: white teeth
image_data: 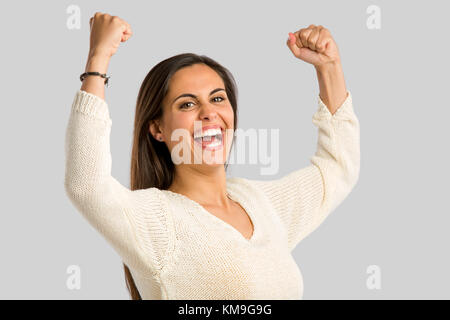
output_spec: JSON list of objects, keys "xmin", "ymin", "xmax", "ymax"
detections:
[{"xmin": 194, "ymin": 128, "xmax": 222, "ymax": 140}]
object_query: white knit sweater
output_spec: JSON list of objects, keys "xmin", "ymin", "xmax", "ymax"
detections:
[{"xmin": 64, "ymin": 89, "xmax": 360, "ymax": 300}]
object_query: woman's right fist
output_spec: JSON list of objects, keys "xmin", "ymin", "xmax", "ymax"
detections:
[{"xmin": 88, "ymin": 12, "xmax": 132, "ymax": 58}]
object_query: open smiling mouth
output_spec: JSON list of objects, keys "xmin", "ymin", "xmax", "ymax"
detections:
[{"xmin": 193, "ymin": 128, "xmax": 224, "ymax": 151}]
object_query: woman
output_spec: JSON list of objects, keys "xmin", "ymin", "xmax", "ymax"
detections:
[{"xmin": 64, "ymin": 12, "xmax": 360, "ymax": 300}]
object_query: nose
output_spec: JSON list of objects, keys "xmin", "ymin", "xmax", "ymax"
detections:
[{"xmin": 198, "ymin": 102, "xmax": 218, "ymax": 121}]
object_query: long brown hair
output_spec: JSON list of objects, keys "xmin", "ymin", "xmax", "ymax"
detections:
[{"xmin": 124, "ymin": 53, "xmax": 239, "ymax": 299}]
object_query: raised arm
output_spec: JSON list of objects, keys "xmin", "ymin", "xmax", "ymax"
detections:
[
  {"xmin": 80, "ymin": 12, "xmax": 133, "ymax": 99},
  {"xmin": 250, "ymin": 89, "xmax": 360, "ymax": 251},
  {"xmin": 249, "ymin": 25, "xmax": 360, "ymax": 251},
  {"xmin": 64, "ymin": 13, "xmax": 172, "ymax": 276}
]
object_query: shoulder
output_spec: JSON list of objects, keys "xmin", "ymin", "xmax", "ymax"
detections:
[{"xmin": 125, "ymin": 187, "xmax": 173, "ymax": 218}]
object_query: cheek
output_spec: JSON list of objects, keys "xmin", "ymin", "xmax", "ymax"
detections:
[
  {"xmin": 167, "ymin": 111, "xmax": 193, "ymax": 132},
  {"xmin": 173, "ymin": 113, "xmax": 193, "ymax": 129},
  {"xmin": 224, "ymin": 106, "xmax": 234, "ymax": 129},
  {"xmin": 163, "ymin": 114, "xmax": 193, "ymax": 147}
]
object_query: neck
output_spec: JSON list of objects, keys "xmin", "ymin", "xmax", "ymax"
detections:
[{"xmin": 168, "ymin": 164, "xmax": 230, "ymax": 208}]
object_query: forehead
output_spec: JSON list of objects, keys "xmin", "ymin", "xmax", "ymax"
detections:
[{"xmin": 168, "ymin": 64, "xmax": 224, "ymax": 95}]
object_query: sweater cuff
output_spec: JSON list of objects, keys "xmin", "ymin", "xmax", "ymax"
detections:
[
  {"xmin": 314, "ymin": 90, "xmax": 354, "ymax": 121},
  {"xmin": 71, "ymin": 90, "xmax": 111, "ymax": 123}
]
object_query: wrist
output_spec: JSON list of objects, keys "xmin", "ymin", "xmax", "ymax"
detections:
[
  {"xmin": 88, "ymin": 47, "xmax": 111, "ymax": 60},
  {"xmin": 85, "ymin": 54, "xmax": 110, "ymax": 74},
  {"xmin": 314, "ymin": 59, "xmax": 342, "ymax": 74}
]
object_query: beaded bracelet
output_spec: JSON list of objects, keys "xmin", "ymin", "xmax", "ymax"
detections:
[{"xmin": 80, "ymin": 71, "xmax": 111, "ymax": 87}]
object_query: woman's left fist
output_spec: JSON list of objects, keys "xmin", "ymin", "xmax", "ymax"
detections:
[{"xmin": 286, "ymin": 25, "xmax": 340, "ymax": 68}]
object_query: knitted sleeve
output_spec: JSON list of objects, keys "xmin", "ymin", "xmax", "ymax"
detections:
[
  {"xmin": 64, "ymin": 90, "xmax": 173, "ymax": 276},
  {"xmin": 250, "ymin": 91, "xmax": 360, "ymax": 251}
]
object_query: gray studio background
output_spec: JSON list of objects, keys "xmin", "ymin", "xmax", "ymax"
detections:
[{"xmin": 0, "ymin": 0, "xmax": 448, "ymax": 299}]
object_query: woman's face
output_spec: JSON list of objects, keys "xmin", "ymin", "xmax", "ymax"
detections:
[{"xmin": 151, "ymin": 63, "xmax": 234, "ymax": 167}]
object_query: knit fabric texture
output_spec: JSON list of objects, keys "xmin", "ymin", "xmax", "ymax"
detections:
[{"xmin": 64, "ymin": 89, "xmax": 360, "ymax": 299}]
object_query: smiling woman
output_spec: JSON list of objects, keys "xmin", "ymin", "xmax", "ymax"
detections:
[
  {"xmin": 129, "ymin": 55, "xmax": 241, "ymax": 298},
  {"xmin": 65, "ymin": 12, "xmax": 360, "ymax": 300},
  {"xmin": 151, "ymin": 65, "xmax": 236, "ymax": 167}
]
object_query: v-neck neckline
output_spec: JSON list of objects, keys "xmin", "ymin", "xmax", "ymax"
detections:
[{"xmin": 162, "ymin": 181, "xmax": 259, "ymax": 243}]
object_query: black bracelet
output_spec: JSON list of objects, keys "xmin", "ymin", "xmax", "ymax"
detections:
[{"xmin": 80, "ymin": 71, "xmax": 111, "ymax": 87}]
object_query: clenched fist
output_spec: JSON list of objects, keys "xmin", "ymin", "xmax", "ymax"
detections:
[
  {"xmin": 286, "ymin": 25, "xmax": 340, "ymax": 68},
  {"xmin": 88, "ymin": 12, "xmax": 133, "ymax": 58}
]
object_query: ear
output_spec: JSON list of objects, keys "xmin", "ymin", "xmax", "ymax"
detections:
[{"xmin": 149, "ymin": 119, "xmax": 163, "ymax": 141}]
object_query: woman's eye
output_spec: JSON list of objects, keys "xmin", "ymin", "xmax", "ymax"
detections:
[
  {"xmin": 180, "ymin": 102, "xmax": 194, "ymax": 109},
  {"xmin": 179, "ymin": 96, "xmax": 226, "ymax": 109},
  {"xmin": 213, "ymin": 96, "xmax": 225, "ymax": 102}
]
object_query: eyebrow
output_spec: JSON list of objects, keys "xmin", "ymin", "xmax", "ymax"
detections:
[{"xmin": 171, "ymin": 88, "xmax": 225, "ymax": 105}]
